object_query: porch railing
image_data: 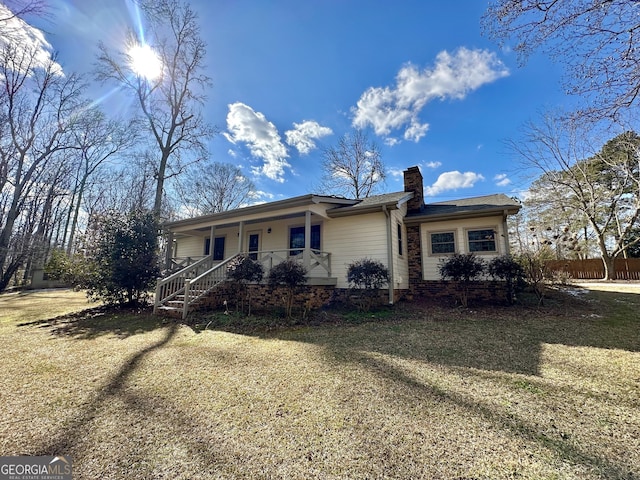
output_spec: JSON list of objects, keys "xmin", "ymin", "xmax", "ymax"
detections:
[
  {"xmin": 153, "ymin": 255, "xmax": 218, "ymax": 315},
  {"xmin": 255, "ymin": 249, "xmax": 331, "ymax": 277},
  {"xmin": 168, "ymin": 256, "xmax": 206, "ymax": 274},
  {"xmin": 182, "ymin": 255, "xmax": 239, "ymax": 319},
  {"xmin": 154, "ymin": 249, "xmax": 332, "ymax": 319}
]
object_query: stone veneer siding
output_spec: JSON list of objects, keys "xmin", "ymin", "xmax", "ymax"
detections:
[{"xmin": 194, "ymin": 282, "xmax": 406, "ymax": 315}]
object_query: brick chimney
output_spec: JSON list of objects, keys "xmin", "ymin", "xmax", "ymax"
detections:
[{"xmin": 404, "ymin": 166, "xmax": 424, "ymax": 213}]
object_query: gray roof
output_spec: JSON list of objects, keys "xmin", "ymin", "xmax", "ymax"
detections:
[
  {"xmin": 406, "ymin": 193, "xmax": 521, "ymax": 222},
  {"xmin": 327, "ymin": 191, "xmax": 413, "ymax": 217},
  {"xmin": 164, "ymin": 193, "xmax": 357, "ymax": 229}
]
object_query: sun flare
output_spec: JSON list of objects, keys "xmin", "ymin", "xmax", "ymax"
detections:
[{"xmin": 128, "ymin": 43, "xmax": 162, "ymax": 81}]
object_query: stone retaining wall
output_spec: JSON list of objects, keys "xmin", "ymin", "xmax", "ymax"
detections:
[{"xmin": 195, "ymin": 282, "xmax": 407, "ymax": 314}]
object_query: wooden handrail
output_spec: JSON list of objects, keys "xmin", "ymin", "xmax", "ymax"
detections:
[
  {"xmin": 154, "ymin": 249, "xmax": 333, "ymax": 318},
  {"xmin": 182, "ymin": 254, "xmax": 240, "ymax": 319}
]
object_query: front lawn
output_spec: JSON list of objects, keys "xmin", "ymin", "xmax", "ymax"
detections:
[{"xmin": 0, "ymin": 287, "xmax": 638, "ymax": 479}]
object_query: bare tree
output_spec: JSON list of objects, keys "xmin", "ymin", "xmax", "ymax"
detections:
[
  {"xmin": 321, "ymin": 129, "xmax": 386, "ymax": 199},
  {"xmin": 95, "ymin": 0, "xmax": 214, "ymax": 220},
  {"xmin": 0, "ymin": 44, "xmax": 86, "ymax": 291},
  {"xmin": 0, "ymin": 0, "xmax": 46, "ymax": 21},
  {"xmin": 63, "ymin": 109, "xmax": 136, "ymax": 254},
  {"xmin": 174, "ymin": 161, "xmax": 256, "ymax": 217},
  {"xmin": 508, "ymin": 113, "xmax": 640, "ymax": 279},
  {"xmin": 482, "ymin": 0, "xmax": 640, "ymax": 120}
]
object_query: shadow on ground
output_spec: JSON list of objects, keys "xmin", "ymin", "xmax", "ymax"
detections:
[
  {"xmin": 193, "ymin": 287, "xmax": 640, "ymax": 377},
  {"xmin": 13, "ymin": 287, "xmax": 639, "ymax": 479},
  {"xmin": 18, "ymin": 305, "xmax": 168, "ymax": 339}
]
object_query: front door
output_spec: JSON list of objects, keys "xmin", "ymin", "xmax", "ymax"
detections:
[{"xmin": 248, "ymin": 232, "xmax": 260, "ymax": 260}]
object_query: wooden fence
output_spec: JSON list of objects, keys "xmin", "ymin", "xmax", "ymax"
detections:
[{"xmin": 546, "ymin": 258, "xmax": 640, "ymax": 280}]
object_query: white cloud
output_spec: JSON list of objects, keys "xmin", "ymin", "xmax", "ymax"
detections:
[
  {"xmin": 388, "ymin": 167, "xmax": 404, "ymax": 178},
  {"xmin": 424, "ymin": 171, "xmax": 485, "ymax": 196},
  {"xmin": 352, "ymin": 47, "xmax": 509, "ymax": 143},
  {"xmin": 494, "ymin": 173, "xmax": 511, "ymax": 187},
  {"xmin": 225, "ymin": 102, "xmax": 290, "ymax": 182},
  {"xmin": 425, "ymin": 161, "xmax": 442, "ymax": 169},
  {"xmin": 403, "ymin": 119, "xmax": 429, "ymax": 142},
  {"xmin": 285, "ymin": 120, "xmax": 333, "ymax": 154},
  {"xmin": 0, "ymin": 4, "xmax": 63, "ymax": 75}
]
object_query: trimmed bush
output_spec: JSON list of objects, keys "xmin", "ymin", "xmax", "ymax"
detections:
[
  {"xmin": 267, "ymin": 259, "xmax": 308, "ymax": 317},
  {"xmin": 487, "ymin": 255, "xmax": 525, "ymax": 304},
  {"xmin": 226, "ymin": 254, "xmax": 264, "ymax": 315},
  {"xmin": 347, "ymin": 258, "xmax": 389, "ymax": 312},
  {"xmin": 438, "ymin": 253, "xmax": 485, "ymax": 307}
]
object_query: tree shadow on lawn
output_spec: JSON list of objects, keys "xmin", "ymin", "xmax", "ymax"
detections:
[
  {"xmin": 22, "ymin": 289, "xmax": 640, "ymax": 478},
  {"xmin": 18, "ymin": 304, "xmax": 168, "ymax": 340},
  {"xmin": 254, "ymin": 288, "xmax": 640, "ymax": 478},
  {"xmin": 350, "ymin": 348, "xmax": 637, "ymax": 479},
  {"xmin": 29, "ymin": 322, "xmax": 252, "ymax": 478},
  {"xmin": 256, "ymin": 287, "xmax": 640, "ymax": 377}
]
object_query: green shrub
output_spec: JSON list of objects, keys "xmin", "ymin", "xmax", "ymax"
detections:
[
  {"xmin": 438, "ymin": 253, "xmax": 485, "ymax": 307},
  {"xmin": 226, "ymin": 254, "xmax": 264, "ymax": 315},
  {"xmin": 267, "ymin": 259, "xmax": 308, "ymax": 317},
  {"xmin": 487, "ymin": 255, "xmax": 525, "ymax": 304},
  {"xmin": 86, "ymin": 210, "xmax": 160, "ymax": 306},
  {"xmin": 347, "ymin": 258, "xmax": 389, "ymax": 312},
  {"xmin": 44, "ymin": 249, "xmax": 94, "ymax": 288}
]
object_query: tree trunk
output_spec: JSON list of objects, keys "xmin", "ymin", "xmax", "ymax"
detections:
[
  {"xmin": 66, "ymin": 176, "xmax": 87, "ymax": 255},
  {"xmin": 0, "ymin": 193, "xmax": 23, "ymax": 287},
  {"xmin": 153, "ymin": 150, "xmax": 170, "ymax": 219},
  {"xmin": 602, "ymin": 255, "xmax": 616, "ymax": 280}
]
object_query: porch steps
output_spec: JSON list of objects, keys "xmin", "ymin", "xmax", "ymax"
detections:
[{"xmin": 154, "ymin": 290, "xmax": 210, "ymax": 319}]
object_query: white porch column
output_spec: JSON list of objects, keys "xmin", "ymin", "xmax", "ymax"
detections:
[
  {"xmin": 303, "ymin": 210, "xmax": 311, "ymax": 269},
  {"xmin": 238, "ymin": 221, "xmax": 245, "ymax": 254}
]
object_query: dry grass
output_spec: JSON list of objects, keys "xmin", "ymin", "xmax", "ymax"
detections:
[{"xmin": 0, "ymin": 287, "xmax": 639, "ymax": 479}]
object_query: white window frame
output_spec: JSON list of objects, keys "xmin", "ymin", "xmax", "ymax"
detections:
[
  {"xmin": 288, "ymin": 223, "xmax": 321, "ymax": 256},
  {"xmin": 428, "ymin": 230, "xmax": 457, "ymax": 256},
  {"xmin": 466, "ymin": 226, "xmax": 499, "ymax": 254}
]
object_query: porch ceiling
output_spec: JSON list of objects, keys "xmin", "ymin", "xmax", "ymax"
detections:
[{"xmin": 173, "ymin": 210, "xmax": 317, "ymax": 237}]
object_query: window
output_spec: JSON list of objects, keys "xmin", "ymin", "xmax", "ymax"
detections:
[
  {"xmin": 204, "ymin": 237, "xmax": 226, "ymax": 260},
  {"xmin": 467, "ymin": 228, "xmax": 497, "ymax": 252},
  {"xmin": 248, "ymin": 233, "xmax": 260, "ymax": 260},
  {"xmin": 289, "ymin": 224, "xmax": 321, "ymax": 255},
  {"xmin": 430, "ymin": 232, "xmax": 455, "ymax": 254},
  {"xmin": 397, "ymin": 223, "xmax": 403, "ymax": 256}
]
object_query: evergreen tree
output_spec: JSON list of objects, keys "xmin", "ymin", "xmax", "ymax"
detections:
[{"xmin": 87, "ymin": 210, "xmax": 160, "ymax": 305}]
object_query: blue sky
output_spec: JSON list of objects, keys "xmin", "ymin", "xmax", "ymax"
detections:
[{"xmin": 12, "ymin": 0, "xmax": 570, "ymax": 202}]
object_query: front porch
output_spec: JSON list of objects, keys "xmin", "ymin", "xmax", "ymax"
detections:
[
  {"xmin": 154, "ymin": 248, "xmax": 337, "ymax": 319},
  {"xmin": 167, "ymin": 248, "xmax": 335, "ymax": 284},
  {"xmin": 154, "ymin": 195, "xmax": 362, "ymax": 317},
  {"xmin": 155, "ymin": 207, "xmax": 339, "ymax": 318}
]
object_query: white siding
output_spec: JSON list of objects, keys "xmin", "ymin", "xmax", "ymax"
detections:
[
  {"xmin": 390, "ymin": 206, "xmax": 409, "ymax": 290},
  {"xmin": 324, "ymin": 212, "xmax": 389, "ymax": 288},
  {"xmin": 175, "ymin": 235, "xmax": 205, "ymax": 259},
  {"xmin": 420, "ymin": 215, "xmax": 508, "ymax": 280},
  {"xmin": 172, "ymin": 206, "xmax": 409, "ymax": 289},
  {"xmin": 175, "ymin": 226, "xmax": 240, "ymax": 259}
]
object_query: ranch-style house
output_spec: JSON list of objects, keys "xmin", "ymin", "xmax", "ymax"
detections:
[{"xmin": 154, "ymin": 166, "xmax": 521, "ymax": 318}]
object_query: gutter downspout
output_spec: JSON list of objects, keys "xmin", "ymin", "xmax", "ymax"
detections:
[
  {"xmin": 382, "ymin": 205, "xmax": 395, "ymax": 305},
  {"xmin": 503, "ymin": 209, "xmax": 510, "ymax": 255}
]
